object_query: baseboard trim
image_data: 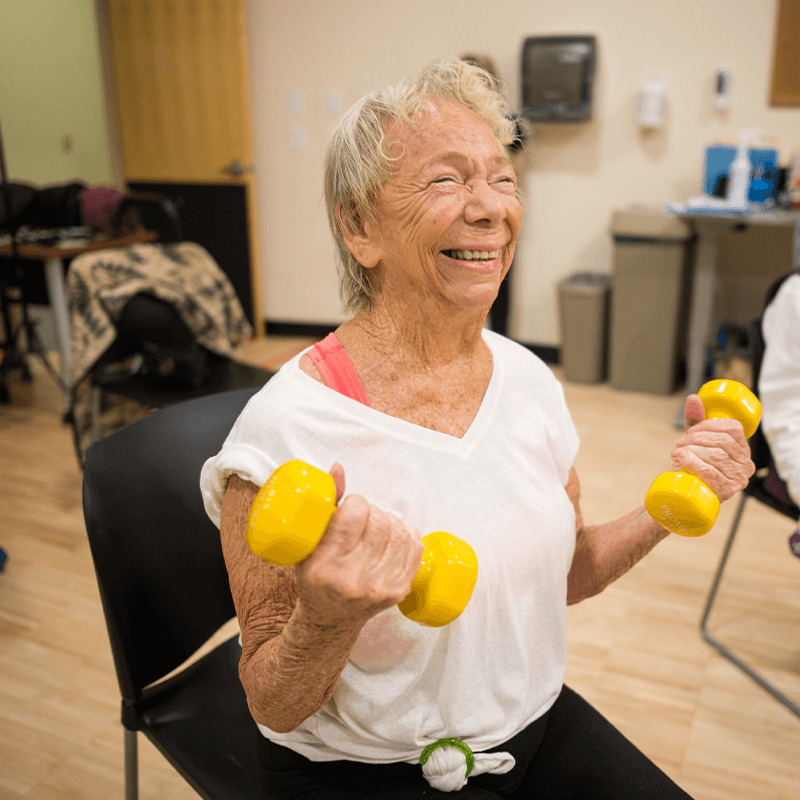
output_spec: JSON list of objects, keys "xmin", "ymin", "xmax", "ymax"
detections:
[
  {"xmin": 518, "ymin": 341, "xmax": 561, "ymax": 365},
  {"xmin": 263, "ymin": 320, "xmax": 562, "ymax": 365},
  {"xmin": 264, "ymin": 320, "xmax": 339, "ymax": 338}
]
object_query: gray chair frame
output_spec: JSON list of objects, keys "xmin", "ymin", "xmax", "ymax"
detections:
[{"xmin": 699, "ymin": 317, "xmax": 800, "ymax": 718}]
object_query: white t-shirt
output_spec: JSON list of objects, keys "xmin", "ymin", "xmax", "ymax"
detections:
[
  {"xmin": 760, "ymin": 272, "xmax": 800, "ymax": 505},
  {"xmin": 201, "ymin": 329, "xmax": 580, "ymax": 764}
]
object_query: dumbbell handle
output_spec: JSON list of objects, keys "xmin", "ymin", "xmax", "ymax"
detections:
[
  {"xmin": 644, "ymin": 379, "xmax": 761, "ymax": 537},
  {"xmin": 246, "ymin": 461, "xmax": 478, "ymax": 627}
]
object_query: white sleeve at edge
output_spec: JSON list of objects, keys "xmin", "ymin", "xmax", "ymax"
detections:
[{"xmin": 200, "ymin": 444, "xmax": 279, "ymax": 528}]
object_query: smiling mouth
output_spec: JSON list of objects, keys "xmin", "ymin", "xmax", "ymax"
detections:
[{"xmin": 442, "ymin": 249, "xmax": 502, "ymax": 262}]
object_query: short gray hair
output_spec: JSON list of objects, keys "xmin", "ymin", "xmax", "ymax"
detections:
[{"xmin": 324, "ymin": 58, "xmax": 518, "ymax": 313}]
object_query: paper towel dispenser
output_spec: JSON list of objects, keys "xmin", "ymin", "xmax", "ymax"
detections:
[{"xmin": 521, "ymin": 35, "xmax": 597, "ymax": 123}]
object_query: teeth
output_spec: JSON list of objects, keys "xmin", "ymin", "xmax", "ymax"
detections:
[{"xmin": 446, "ymin": 249, "xmax": 501, "ymax": 261}]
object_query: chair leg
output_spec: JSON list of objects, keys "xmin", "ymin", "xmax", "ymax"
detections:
[
  {"xmin": 124, "ymin": 727, "xmax": 138, "ymax": 800},
  {"xmin": 700, "ymin": 493, "xmax": 800, "ymax": 718},
  {"xmin": 700, "ymin": 492, "xmax": 747, "ymax": 636}
]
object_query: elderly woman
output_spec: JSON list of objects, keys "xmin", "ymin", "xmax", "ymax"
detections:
[{"xmin": 201, "ymin": 60, "xmax": 753, "ymax": 799}]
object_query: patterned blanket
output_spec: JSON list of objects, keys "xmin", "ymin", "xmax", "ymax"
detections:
[{"xmin": 67, "ymin": 242, "xmax": 253, "ymax": 388}]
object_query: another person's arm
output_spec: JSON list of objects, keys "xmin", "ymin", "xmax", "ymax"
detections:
[
  {"xmin": 567, "ymin": 394, "xmax": 754, "ymax": 604},
  {"xmin": 220, "ymin": 467, "xmax": 422, "ymax": 732}
]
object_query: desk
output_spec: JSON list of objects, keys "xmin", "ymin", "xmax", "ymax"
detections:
[
  {"xmin": 0, "ymin": 229, "xmax": 157, "ymax": 409},
  {"xmin": 675, "ymin": 208, "xmax": 800, "ymax": 426}
]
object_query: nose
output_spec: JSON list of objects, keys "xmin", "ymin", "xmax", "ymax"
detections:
[{"xmin": 464, "ymin": 180, "xmax": 511, "ymax": 226}]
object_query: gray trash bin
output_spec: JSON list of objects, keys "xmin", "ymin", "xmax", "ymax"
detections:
[
  {"xmin": 608, "ymin": 209, "xmax": 693, "ymax": 394},
  {"xmin": 557, "ymin": 272, "xmax": 611, "ymax": 384}
]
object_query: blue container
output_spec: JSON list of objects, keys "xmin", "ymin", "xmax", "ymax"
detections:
[{"xmin": 703, "ymin": 145, "xmax": 779, "ymax": 202}]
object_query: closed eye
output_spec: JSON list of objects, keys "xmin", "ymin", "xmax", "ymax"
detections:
[
  {"xmin": 494, "ymin": 176, "xmax": 517, "ymax": 192},
  {"xmin": 431, "ymin": 176, "xmax": 460, "ymax": 184}
]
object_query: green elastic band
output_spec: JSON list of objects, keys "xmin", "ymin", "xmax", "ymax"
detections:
[{"xmin": 419, "ymin": 738, "xmax": 474, "ymax": 777}]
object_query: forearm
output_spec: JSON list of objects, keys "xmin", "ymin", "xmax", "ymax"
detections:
[
  {"xmin": 564, "ymin": 389, "xmax": 755, "ymax": 605},
  {"xmin": 222, "ymin": 471, "xmax": 420, "ymax": 733},
  {"xmin": 240, "ymin": 600, "xmax": 362, "ymax": 733},
  {"xmin": 567, "ymin": 505, "xmax": 670, "ymax": 605},
  {"xmin": 221, "ymin": 474, "xmax": 360, "ymax": 732}
]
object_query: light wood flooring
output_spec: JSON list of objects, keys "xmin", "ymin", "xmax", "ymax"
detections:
[{"xmin": 1, "ymin": 340, "xmax": 799, "ymax": 799}]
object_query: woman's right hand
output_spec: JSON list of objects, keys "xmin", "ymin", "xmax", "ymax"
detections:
[{"xmin": 293, "ymin": 463, "xmax": 424, "ymax": 630}]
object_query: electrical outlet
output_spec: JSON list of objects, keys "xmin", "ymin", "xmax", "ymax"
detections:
[
  {"xmin": 291, "ymin": 126, "xmax": 307, "ymax": 151},
  {"xmin": 327, "ymin": 91, "xmax": 342, "ymax": 115},
  {"xmin": 289, "ymin": 91, "xmax": 305, "ymax": 115}
]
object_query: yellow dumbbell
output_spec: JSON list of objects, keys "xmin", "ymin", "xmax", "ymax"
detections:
[
  {"xmin": 644, "ymin": 379, "xmax": 761, "ymax": 537},
  {"xmin": 246, "ymin": 460, "xmax": 478, "ymax": 627}
]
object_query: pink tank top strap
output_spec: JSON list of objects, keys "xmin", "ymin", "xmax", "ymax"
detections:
[{"xmin": 307, "ymin": 333, "xmax": 373, "ymax": 408}]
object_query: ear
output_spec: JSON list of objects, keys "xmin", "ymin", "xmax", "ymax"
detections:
[{"xmin": 336, "ymin": 200, "xmax": 383, "ymax": 270}]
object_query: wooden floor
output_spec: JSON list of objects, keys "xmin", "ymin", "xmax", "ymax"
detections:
[{"xmin": 1, "ymin": 341, "xmax": 799, "ymax": 799}]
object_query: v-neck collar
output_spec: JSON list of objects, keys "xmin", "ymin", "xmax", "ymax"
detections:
[{"xmin": 292, "ymin": 330, "xmax": 503, "ymax": 454}]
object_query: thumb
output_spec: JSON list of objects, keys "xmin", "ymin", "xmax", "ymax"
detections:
[
  {"xmin": 329, "ymin": 462, "xmax": 346, "ymax": 504},
  {"xmin": 684, "ymin": 394, "xmax": 705, "ymax": 433}
]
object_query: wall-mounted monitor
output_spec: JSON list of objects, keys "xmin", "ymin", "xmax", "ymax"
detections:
[{"xmin": 521, "ymin": 35, "xmax": 597, "ymax": 123}]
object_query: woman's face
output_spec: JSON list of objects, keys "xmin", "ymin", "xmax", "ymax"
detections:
[{"xmin": 362, "ymin": 98, "xmax": 522, "ymax": 313}]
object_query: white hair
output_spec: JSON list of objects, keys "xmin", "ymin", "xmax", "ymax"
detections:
[{"xmin": 324, "ymin": 58, "xmax": 517, "ymax": 312}]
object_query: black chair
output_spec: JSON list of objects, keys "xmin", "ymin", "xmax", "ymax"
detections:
[
  {"xmin": 700, "ymin": 317, "xmax": 800, "ymax": 717},
  {"xmin": 112, "ymin": 191, "xmax": 182, "ymax": 243},
  {"xmin": 69, "ymin": 192, "xmax": 269, "ymax": 465},
  {"xmin": 82, "ymin": 386, "xmax": 266, "ymax": 799},
  {"xmin": 77, "ymin": 189, "xmax": 187, "ymax": 408},
  {"xmin": 80, "ymin": 300, "xmax": 272, "ymax": 460}
]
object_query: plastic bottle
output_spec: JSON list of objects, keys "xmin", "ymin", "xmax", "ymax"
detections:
[{"xmin": 727, "ymin": 133, "xmax": 753, "ymax": 209}]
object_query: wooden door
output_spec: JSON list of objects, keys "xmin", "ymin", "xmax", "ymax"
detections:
[
  {"xmin": 770, "ymin": 0, "xmax": 800, "ymax": 107},
  {"xmin": 104, "ymin": 0, "xmax": 263, "ymax": 335}
]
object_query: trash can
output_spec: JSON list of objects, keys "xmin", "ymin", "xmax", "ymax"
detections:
[
  {"xmin": 608, "ymin": 209, "xmax": 693, "ymax": 394},
  {"xmin": 557, "ymin": 272, "xmax": 611, "ymax": 383}
]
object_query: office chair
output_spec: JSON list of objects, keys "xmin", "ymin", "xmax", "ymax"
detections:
[
  {"xmin": 69, "ymin": 193, "xmax": 267, "ymax": 465},
  {"xmin": 79, "ymin": 292, "xmax": 271, "ymax": 456},
  {"xmin": 111, "ymin": 191, "xmax": 182, "ymax": 242},
  {"xmin": 82, "ymin": 386, "xmax": 266, "ymax": 799},
  {"xmin": 700, "ymin": 316, "xmax": 800, "ymax": 718}
]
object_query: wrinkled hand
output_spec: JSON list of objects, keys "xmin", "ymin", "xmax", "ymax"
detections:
[
  {"xmin": 669, "ymin": 394, "xmax": 755, "ymax": 502},
  {"xmin": 294, "ymin": 463, "xmax": 424, "ymax": 630}
]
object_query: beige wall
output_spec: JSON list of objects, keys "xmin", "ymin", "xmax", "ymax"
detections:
[
  {"xmin": 0, "ymin": 0, "xmax": 114, "ymax": 187},
  {"xmin": 246, "ymin": 0, "xmax": 800, "ymax": 343},
  {"xmin": 5, "ymin": 2, "xmax": 795, "ymax": 346}
]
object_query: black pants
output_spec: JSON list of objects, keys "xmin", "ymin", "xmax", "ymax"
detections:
[{"xmin": 257, "ymin": 685, "xmax": 694, "ymax": 799}]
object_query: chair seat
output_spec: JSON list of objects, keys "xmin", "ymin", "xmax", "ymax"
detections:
[{"xmin": 138, "ymin": 635, "xmax": 261, "ymax": 798}]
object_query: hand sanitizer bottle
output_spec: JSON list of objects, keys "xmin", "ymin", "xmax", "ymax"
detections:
[{"xmin": 727, "ymin": 133, "xmax": 753, "ymax": 210}]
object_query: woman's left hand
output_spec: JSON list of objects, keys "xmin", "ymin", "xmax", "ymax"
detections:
[{"xmin": 670, "ymin": 394, "xmax": 755, "ymax": 502}]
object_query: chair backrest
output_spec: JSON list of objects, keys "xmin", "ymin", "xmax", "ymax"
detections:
[
  {"xmin": 748, "ymin": 316, "xmax": 773, "ymax": 473},
  {"xmin": 747, "ymin": 283, "xmax": 800, "ymax": 519},
  {"xmin": 114, "ymin": 192, "xmax": 183, "ymax": 243},
  {"xmin": 82, "ymin": 386, "xmax": 261, "ymax": 703}
]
